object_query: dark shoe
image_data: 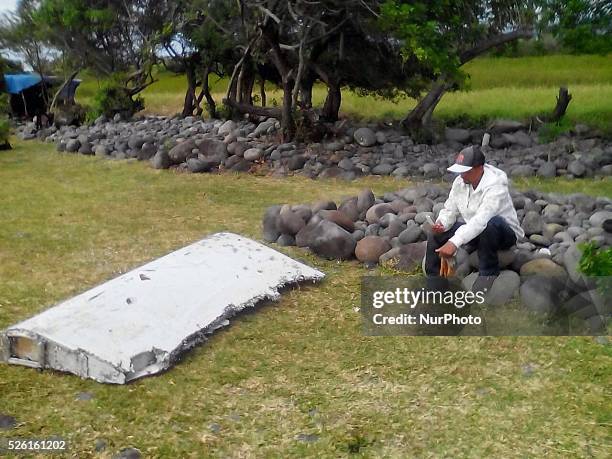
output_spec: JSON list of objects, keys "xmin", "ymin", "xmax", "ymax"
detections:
[
  {"xmin": 426, "ymin": 276, "xmax": 450, "ymax": 292},
  {"xmin": 472, "ymin": 275, "xmax": 498, "ymax": 293}
]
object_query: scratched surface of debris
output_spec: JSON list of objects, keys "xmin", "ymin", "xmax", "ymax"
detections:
[{"xmin": 1, "ymin": 233, "xmax": 324, "ymax": 383}]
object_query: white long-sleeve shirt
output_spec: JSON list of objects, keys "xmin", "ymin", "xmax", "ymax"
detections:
[{"xmin": 436, "ymin": 164, "xmax": 524, "ymax": 248}]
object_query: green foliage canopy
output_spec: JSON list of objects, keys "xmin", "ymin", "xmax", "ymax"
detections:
[
  {"xmin": 578, "ymin": 241, "xmax": 612, "ymax": 296},
  {"xmin": 378, "ymin": 0, "xmax": 534, "ymax": 86},
  {"xmin": 541, "ymin": 0, "xmax": 612, "ymax": 54}
]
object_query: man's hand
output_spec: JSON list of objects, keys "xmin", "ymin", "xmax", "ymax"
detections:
[
  {"xmin": 431, "ymin": 222, "xmax": 445, "ymax": 234},
  {"xmin": 435, "ymin": 241, "xmax": 457, "ymax": 258}
]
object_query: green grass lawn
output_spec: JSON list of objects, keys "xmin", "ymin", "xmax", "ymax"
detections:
[
  {"xmin": 76, "ymin": 54, "xmax": 612, "ymax": 132},
  {"xmin": 1, "ymin": 140, "xmax": 610, "ymax": 457}
]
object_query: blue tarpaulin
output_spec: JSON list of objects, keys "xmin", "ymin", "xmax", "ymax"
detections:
[
  {"xmin": 4, "ymin": 73, "xmax": 43, "ymax": 94},
  {"xmin": 3, "ymin": 73, "xmax": 81, "ymax": 117}
]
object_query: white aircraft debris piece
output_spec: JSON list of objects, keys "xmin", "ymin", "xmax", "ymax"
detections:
[{"xmin": 0, "ymin": 232, "xmax": 324, "ymax": 384}]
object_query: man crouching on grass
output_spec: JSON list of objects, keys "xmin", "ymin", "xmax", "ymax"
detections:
[{"xmin": 426, "ymin": 145, "xmax": 524, "ymax": 293}]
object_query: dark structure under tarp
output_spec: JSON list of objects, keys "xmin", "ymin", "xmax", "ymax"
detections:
[{"xmin": 3, "ymin": 73, "xmax": 81, "ymax": 118}]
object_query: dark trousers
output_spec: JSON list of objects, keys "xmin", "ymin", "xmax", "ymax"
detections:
[{"xmin": 426, "ymin": 216, "xmax": 517, "ymax": 277}]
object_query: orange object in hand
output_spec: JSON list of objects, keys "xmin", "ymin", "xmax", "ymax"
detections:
[{"xmin": 439, "ymin": 256, "xmax": 456, "ymax": 278}]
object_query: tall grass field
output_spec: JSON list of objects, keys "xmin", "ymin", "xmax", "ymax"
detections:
[{"xmin": 76, "ymin": 54, "xmax": 612, "ymax": 131}]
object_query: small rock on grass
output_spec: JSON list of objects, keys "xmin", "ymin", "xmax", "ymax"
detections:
[
  {"xmin": 521, "ymin": 363, "xmax": 536, "ymax": 377},
  {"xmin": 0, "ymin": 414, "xmax": 17, "ymax": 429},
  {"xmin": 112, "ymin": 447, "xmax": 142, "ymax": 459},
  {"xmin": 296, "ymin": 433, "xmax": 320, "ymax": 443},
  {"xmin": 76, "ymin": 392, "xmax": 94, "ymax": 401},
  {"xmin": 95, "ymin": 439, "xmax": 108, "ymax": 452},
  {"xmin": 276, "ymin": 234, "xmax": 296, "ymax": 246}
]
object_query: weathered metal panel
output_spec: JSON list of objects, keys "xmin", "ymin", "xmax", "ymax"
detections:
[
  {"xmin": 45, "ymin": 341, "xmax": 88, "ymax": 376},
  {"xmin": 0, "ymin": 232, "xmax": 324, "ymax": 383},
  {"xmin": 0, "ymin": 334, "xmax": 9, "ymax": 362}
]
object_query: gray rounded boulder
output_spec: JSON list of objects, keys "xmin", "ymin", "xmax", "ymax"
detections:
[
  {"xmin": 353, "ymin": 128, "xmax": 376, "ymax": 147},
  {"xmin": 537, "ymin": 162, "xmax": 557, "ymax": 178},
  {"xmin": 278, "ymin": 206, "xmax": 307, "ymax": 235},
  {"xmin": 519, "ymin": 258, "xmax": 568, "ymax": 282},
  {"xmin": 262, "ymin": 205, "xmax": 282, "ymax": 242},
  {"xmin": 168, "ymin": 139, "xmax": 196, "ymax": 164},
  {"xmin": 355, "ymin": 236, "xmax": 391, "ymax": 263},
  {"xmin": 462, "ymin": 270, "xmax": 520, "ymax": 306},
  {"xmin": 365, "ymin": 203, "xmax": 394, "ymax": 224},
  {"xmin": 357, "ymin": 189, "xmax": 375, "ymax": 214},
  {"xmin": 244, "ymin": 148, "xmax": 263, "ymax": 161},
  {"xmin": 94, "ymin": 144, "xmax": 109, "ymax": 157},
  {"xmin": 65, "ymin": 139, "xmax": 81, "ymax": 153},
  {"xmin": 309, "ymin": 220, "xmax": 356, "ymax": 260},
  {"xmin": 319, "ymin": 210, "xmax": 355, "ymax": 232},
  {"xmin": 520, "ymin": 275, "xmax": 560, "ymax": 314},
  {"xmin": 150, "ymin": 150, "xmax": 171, "ymax": 170}
]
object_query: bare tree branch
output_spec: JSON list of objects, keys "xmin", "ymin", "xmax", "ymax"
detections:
[
  {"xmin": 291, "ymin": 23, "xmax": 310, "ymax": 107},
  {"xmin": 50, "ymin": 68, "xmax": 80, "ymax": 112},
  {"xmin": 256, "ymin": 4, "xmax": 281, "ymax": 24},
  {"xmin": 279, "ymin": 17, "xmax": 349, "ymax": 51},
  {"xmin": 459, "ymin": 28, "xmax": 533, "ymax": 64},
  {"xmin": 201, "ymin": 10, "xmax": 233, "ymax": 36},
  {"xmin": 359, "ymin": 0, "xmax": 380, "ymax": 18},
  {"xmin": 225, "ymin": 34, "xmax": 260, "ymax": 101}
]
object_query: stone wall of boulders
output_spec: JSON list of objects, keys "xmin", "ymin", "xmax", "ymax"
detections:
[
  {"xmin": 15, "ymin": 115, "xmax": 612, "ymax": 180},
  {"xmin": 262, "ymin": 185, "xmax": 611, "ymax": 327}
]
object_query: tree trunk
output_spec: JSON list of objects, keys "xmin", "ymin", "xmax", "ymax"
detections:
[
  {"xmin": 227, "ymin": 67, "xmax": 239, "ymax": 103},
  {"xmin": 236, "ymin": 60, "xmax": 247, "ymax": 104},
  {"xmin": 201, "ymin": 65, "xmax": 217, "ymax": 119},
  {"xmin": 260, "ymin": 22, "xmax": 295, "ymax": 140},
  {"xmin": 239, "ymin": 68, "xmax": 255, "ymax": 106},
  {"xmin": 299, "ymin": 76, "xmax": 314, "ymax": 109},
  {"xmin": 259, "ymin": 78, "xmax": 267, "ymax": 107},
  {"xmin": 225, "ymin": 37, "xmax": 258, "ymax": 108},
  {"xmin": 402, "ymin": 28, "xmax": 534, "ymax": 132},
  {"xmin": 33, "ymin": 42, "xmax": 49, "ymax": 109},
  {"xmin": 321, "ymin": 80, "xmax": 341, "ymax": 122},
  {"xmin": 401, "ymin": 80, "xmax": 448, "ymax": 131},
  {"xmin": 21, "ymin": 92, "xmax": 29, "ymax": 118},
  {"xmin": 225, "ymin": 41, "xmax": 257, "ymax": 119},
  {"xmin": 548, "ymin": 87, "xmax": 572, "ymax": 122},
  {"xmin": 182, "ymin": 66, "xmax": 197, "ymax": 117},
  {"xmin": 281, "ymin": 78, "xmax": 295, "ymax": 141}
]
